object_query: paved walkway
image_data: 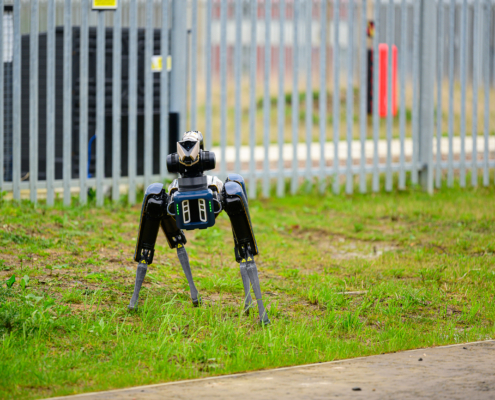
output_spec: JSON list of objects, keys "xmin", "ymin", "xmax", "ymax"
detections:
[
  {"xmin": 212, "ymin": 137, "xmax": 495, "ymax": 163},
  {"xmin": 50, "ymin": 340, "xmax": 495, "ymax": 399}
]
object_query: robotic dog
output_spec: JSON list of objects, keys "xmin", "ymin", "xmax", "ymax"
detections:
[{"xmin": 128, "ymin": 131, "xmax": 269, "ymax": 324}]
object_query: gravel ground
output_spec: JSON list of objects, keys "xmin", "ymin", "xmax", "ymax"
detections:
[{"xmin": 47, "ymin": 340, "xmax": 495, "ymax": 400}]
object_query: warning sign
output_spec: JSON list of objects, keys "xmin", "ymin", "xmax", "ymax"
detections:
[
  {"xmin": 92, "ymin": 0, "xmax": 118, "ymax": 10},
  {"xmin": 151, "ymin": 56, "xmax": 172, "ymax": 73}
]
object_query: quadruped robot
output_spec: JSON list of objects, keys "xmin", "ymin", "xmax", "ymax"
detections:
[{"xmin": 128, "ymin": 131, "xmax": 270, "ymax": 324}]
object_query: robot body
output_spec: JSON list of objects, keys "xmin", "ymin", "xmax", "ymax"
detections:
[{"xmin": 129, "ymin": 131, "xmax": 269, "ymax": 324}]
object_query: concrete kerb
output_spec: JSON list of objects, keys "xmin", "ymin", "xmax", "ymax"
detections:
[{"xmin": 44, "ymin": 339, "xmax": 495, "ymax": 399}]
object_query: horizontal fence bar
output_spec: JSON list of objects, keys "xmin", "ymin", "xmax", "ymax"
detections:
[{"xmin": 8, "ymin": 158, "xmax": 495, "ymax": 194}]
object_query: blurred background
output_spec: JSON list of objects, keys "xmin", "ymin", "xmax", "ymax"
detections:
[{"xmin": 1, "ymin": 0, "xmax": 494, "ymax": 204}]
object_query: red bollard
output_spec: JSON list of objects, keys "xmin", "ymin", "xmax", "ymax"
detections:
[{"xmin": 378, "ymin": 44, "xmax": 397, "ymax": 118}]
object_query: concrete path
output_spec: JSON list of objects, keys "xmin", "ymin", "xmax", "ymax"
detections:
[
  {"xmin": 50, "ymin": 340, "xmax": 495, "ymax": 400},
  {"xmin": 212, "ymin": 137, "xmax": 495, "ymax": 163}
]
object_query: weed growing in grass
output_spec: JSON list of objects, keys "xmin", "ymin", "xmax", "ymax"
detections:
[{"xmin": 0, "ymin": 185, "xmax": 494, "ymax": 399}]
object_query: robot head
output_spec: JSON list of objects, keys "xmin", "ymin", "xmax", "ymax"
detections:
[{"xmin": 177, "ymin": 131, "xmax": 204, "ymax": 165}]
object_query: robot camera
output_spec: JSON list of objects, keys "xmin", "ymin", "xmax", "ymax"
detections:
[{"xmin": 167, "ymin": 131, "xmax": 216, "ymax": 175}]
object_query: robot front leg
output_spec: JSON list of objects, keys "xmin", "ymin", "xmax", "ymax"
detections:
[
  {"xmin": 129, "ymin": 183, "xmax": 167, "ymax": 310},
  {"xmin": 160, "ymin": 208, "xmax": 201, "ymax": 306},
  {"xmin": 129, "ymin": 259, "xmax": 148, "ymax": 309},
  {"xmin": 177, "ymin": 244, "xmax": 200, "ymax": 306}
]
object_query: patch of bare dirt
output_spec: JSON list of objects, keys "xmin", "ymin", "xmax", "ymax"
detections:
[{"xmin": 292, "ymin": 226, "xmax": 400, "ymax": 260}]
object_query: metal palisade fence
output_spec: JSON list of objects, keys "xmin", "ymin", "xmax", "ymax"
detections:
[{"xmin": 0, "ymin": 0, "xmax": 494, "ymax": 206}]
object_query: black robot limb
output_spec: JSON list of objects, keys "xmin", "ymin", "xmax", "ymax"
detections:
[
  {"xmin": 129, "ymin": 183, "xmax": 167, "ymax": 310},
  {"xmin": 223, "ymin": 174, "xmax": 269, "ymax": 325}
]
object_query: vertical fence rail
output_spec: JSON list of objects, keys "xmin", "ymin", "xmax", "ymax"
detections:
[
  {"xmin": 318, "ymin": 0, "xmax": 327, "ymax": 194},
  {"xmin": 471, "ymin": 0, "xmax": 480, "ymax": 186},
  {"xmin": 248, "ymin": 0, "xmax": 257, "ymax": 199},
  {"xmin": 398, "ymin": 0, "xmax": 407, "ymax": 190},
  {"xmin": 276, "ymin": 0, "xmax": 286, "ymax": 197},
  {"xmin": 411, "ymin": 0, "xmax": 420, "ymax": 185},
  {"xmin": 460, "ymin": 0, "xmax": 467, "ymax": 187},
  {"xmin": 128, "ymin": 0, "xmax": 137, "ymax": 205},
  {"xmin": 345, "ymin": 0, "xmax": 355, "ymax": 195},
  {"xmin": 493, "ymin": 0, "xmax": 495, "ymax": 88},
  {"xmin": 12, "ymin": 0, "xmax": 20, "ymax": 201},
  {"xmin": 418, "ymin": 0, "xmax": 436, "ymax": 193},
  {"xmin": 447, "ymin": 0, "xmax": 455, "ymax": 187},
  {"xmin": 332, "ymin": 0, "xmax": 340, "ymax": 195},
  {"xmin": 112, "ymin": 3, "xmax": 122, "ymax": 201},
  {"xmin": 234, "ymin": 0, "xmax": 242, "ymax": 174},
  {"xmin": 0, "ymin": 0, "xmax": 3, "ymax": 193},
  {"xmin": 291, "ymin": 0, "xmax": 299, "ymax": 195},
  {"xmin": 219, "ymin": 0, "xmax": 227, "ymax": 179},
  {"xmin": 96, "ymin": 11, "xmax": 105, "ymax": 206},
  {"xmin": 372, "ymin": 0, "xmax": 380, "ymax": 192},
  {"xmin": 63, "ymin": 0, "xmax": 72, "ymax": 206},
  {"xmin": 160, "ymin": 0, "xmax": 170, "ymax": 178},
  {"xmin": 190, "ymin": 0, "xmax": 197, "ymax": 130},
  {"xmin": 262, "ymin": 0, "xmax": 271, "ymax": 198},
  {"xmin": 385, "ymin": 0, "xmax": 394, "ymax": 192},
  {"xmin": 205, "ymin": 0, "xmax": 212, "ymax": 149},
  {"xmin": 29, "ymin": 0, "xmax": 39, "ymax": 204},
  {"xmin": 483, "ymin": 0, "xmax": 491, "ymax": 186},
  {"xmin": 305, "ymin": 0, "xmax": 313, "ymax": 185},
  {"xmin": 436, "ymin": 0, "xmax": 444, "ymax": 189},
  {"xmin": 80, "ymin": 0, "xmax": 89, "ymax": 205},
  {"xmin": 46, "ymin": 0, "xmax": 55, "ymax": 205},
  {"xmin": 144, "ymin": 0, "xmax": 153, "ymax": 189},
  {"xmin": 359, "ymin": 0, "xmax": 367, "ymax": 193}
]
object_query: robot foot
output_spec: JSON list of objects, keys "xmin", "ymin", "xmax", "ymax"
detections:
[
  {"xmin": 192, "ymin": 296, "xmax": 202, "ymax": 307},
  {"xmin": 177, "ymin": 245, "xmax": 201, "ymax": 306},
  {"xmin": 239, "ymin": 261, "xmax": 254, "ymax": 315},
  {"xmin": 245, "ymin": 260, "xmax": 270, "ymax": 325},
  {"xmin": 128, "ymin": 260, "xmax": 148, "ymax": 310}
]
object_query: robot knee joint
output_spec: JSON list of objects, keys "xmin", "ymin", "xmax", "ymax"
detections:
[
  {"xmin": 225, "ymin": 174, "xmax": 247, "ymax": 198},
  {"xmin": 145, "ymin": 183, "xmax": 164, "ymax": 196}
]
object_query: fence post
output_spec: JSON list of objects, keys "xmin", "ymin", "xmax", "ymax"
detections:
[
  {"xmin": 417, "ymin": 0, "xmax": 437, "ymax": 193},
  {"xmin": 170, "ymin": 0, "xmax": 187, "ymax": 138}
]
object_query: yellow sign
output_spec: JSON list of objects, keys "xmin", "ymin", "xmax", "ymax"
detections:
[
  {"xmin": 151, "ymin": 56, "xmax": 162, "ymax": 72},
  {"xmin": 151, "ymin": 56, "xmax": 172, "ymax": 73},
  {"xmin": 92, "ymin": 0, "xmax": 117, "ymax": 10}
]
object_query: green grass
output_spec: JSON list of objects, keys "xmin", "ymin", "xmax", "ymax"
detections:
[{"xmin": 0, "ymin": 183, "xmax": 495, "ymax": 399}]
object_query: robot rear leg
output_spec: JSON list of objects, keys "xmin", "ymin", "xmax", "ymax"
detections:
[
  {"xmin": 223, "ymin": 175, "xmax": 269, "ymax": 325},
  {"xmin": 239, "ymin": 261, "xmax": 254, "ymax": 313}
]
